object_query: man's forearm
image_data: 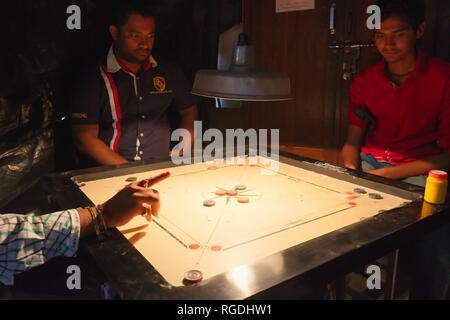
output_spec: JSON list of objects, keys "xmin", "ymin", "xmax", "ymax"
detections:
[
  {"xmin": 341, "ymin": 143, "xmax": 361, "ymax": 170},
  {"xmin": 180, "ymin": 118, "xmax": 195, "ymax": 148},
  {"xmin": 179, "ymin": 107, "xmax": 198, "ymax": 151},
  {"xmin": 78, "ymin": 208, "xmax": 96, "ymax": 238},
  {"xmin": 76, "ymin": 137, "xmax": 128, "ymax": 165},
  {"xmin": 368, "ymin": 152, "xmax": 450, "ymax": 179},
  {"xmin": 180, "ymin": 106, "xmax": 198, "ymax": 148}
]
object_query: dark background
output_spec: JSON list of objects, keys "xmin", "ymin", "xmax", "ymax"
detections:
[
  {"xmin": 0, "ymin": 0, "xmax": 242, "ymax": 206},
  {"xmin": 0, "ymin": 0, "xmax": 448, "ymax": 299},
  {"xmin": 0, "ymin": 0, "xmax": 448, "ymax": 215}
]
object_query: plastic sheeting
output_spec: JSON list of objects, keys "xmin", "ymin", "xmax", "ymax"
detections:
[
  {"xmin": 0, "ymin": 68, "xmax": 55, "ymax": 208},
  {"xmin": 0, "ymin": 128, "xmax": 54, "ymax": 207},
  {"xmin": 0, "ymin": 0, "xmax": 59, "ymax": 208}
]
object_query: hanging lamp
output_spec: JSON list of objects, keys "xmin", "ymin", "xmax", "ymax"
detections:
[{"xmin": 191, "ymin": 30, "xmax": 292, "ymax": 102}]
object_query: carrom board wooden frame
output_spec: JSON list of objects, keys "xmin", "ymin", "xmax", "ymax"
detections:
[{"xmin": 49, "ymin": 152, "xmax": 449, "ymax": 299}]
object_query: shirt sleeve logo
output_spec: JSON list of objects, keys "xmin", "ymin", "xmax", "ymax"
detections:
[{"xmin": 150, "ymin": 76, "xmax": 173, "ymax": 95}]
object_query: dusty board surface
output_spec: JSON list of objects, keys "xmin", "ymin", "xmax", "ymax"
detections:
[{"xmin": 78, "ymin": 156, "xmax": 410, "ymax": 286}]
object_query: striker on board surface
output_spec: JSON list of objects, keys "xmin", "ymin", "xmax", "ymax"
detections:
[{"xmin": 184, "ymin": 270, "xmax": 203, "ymax": 283}]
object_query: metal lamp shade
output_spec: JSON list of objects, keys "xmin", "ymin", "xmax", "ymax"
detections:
[
  {"xmin": 191, "ymin": 33, "xmax": 292, "ymax": 102},
  {"xmin": 192, "ymin": 70, "xmax": 292, "ymax": 101}
]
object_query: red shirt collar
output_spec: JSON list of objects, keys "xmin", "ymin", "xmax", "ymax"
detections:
[
  {"xmin": 107, "ymin": 45, "xmax": 157, "ymax": 73},
  {"xmin": 376, "ymin": 50, "xmax": 429, "ymax": 81},
  {"xmin": 142, "ymin": 59, "xmax": 152, "ymax": 71},
  {"xmin": 115, "ymin": 58, "xmax": 131, "ymax": 73},
  {"xmin": 115, "ymin": 55, "xmax": 154, "ymax": 73}
]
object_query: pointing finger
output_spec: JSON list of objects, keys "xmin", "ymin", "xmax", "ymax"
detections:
[{"xmin": 139, "ymin": 171, "xmax": 170, "ymax": 188}]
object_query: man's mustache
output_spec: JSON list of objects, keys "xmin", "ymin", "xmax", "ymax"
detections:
[{"xmin": 136, "ymin": 49, "xmax": 150, "ymax": 54}]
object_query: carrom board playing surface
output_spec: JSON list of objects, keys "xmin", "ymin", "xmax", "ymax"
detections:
[{"xmin": 77, "ymin": 156, "xmax": 411, "ymax": 286}]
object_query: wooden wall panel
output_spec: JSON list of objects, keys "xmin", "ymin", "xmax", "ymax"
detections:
[
  {"xmin": 235, "ymin": 0, "xmax": 449, "ymax": 164},
  {"xmin": 334, "ymin": 0, "xmax": 381, "ymax": 150},
  {"xmin": 241, "ymin": 0, "xmax": 383, "ymax": 150},
  {"xmin": 242, "ymin": 0, "xmax": 298, "ymax": 145},
  {"xmin": 293, "ymin": 6, "xmax": 328, "ymax": 147},
  {"xmin": 434, "ymin": 0, "xmax": 450, "ymax": 60}
]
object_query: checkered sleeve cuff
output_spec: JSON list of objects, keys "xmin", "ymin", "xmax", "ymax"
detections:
[{"xmin": 0, "ymin": 209, "xmax": 80, "ymax": 286}]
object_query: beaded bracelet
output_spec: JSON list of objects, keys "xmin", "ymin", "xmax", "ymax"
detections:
[
  {"xmin": 86, "ymin": 206, "xmax": 101, "ymax": 237},
  {"xmin": 95, "ymin": 204, "xmax": 108, "ymax": 234}
]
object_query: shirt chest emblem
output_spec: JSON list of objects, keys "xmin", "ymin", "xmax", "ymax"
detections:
[
  {"xmin": 150, "ymin": 76, "xmax": 173, "ymax": 95},
  {"xmin": 154, "ymin": 76, "xmax": 166, "ymax": 91}
]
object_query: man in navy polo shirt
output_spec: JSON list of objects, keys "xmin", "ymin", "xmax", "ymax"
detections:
[
  {"xmin": 341, "ymin": 0, "xmax": 449, "ymax": 299},
  {"xmin": 70, "ymin": 3, "xmax": 197, "ymax": 165}
]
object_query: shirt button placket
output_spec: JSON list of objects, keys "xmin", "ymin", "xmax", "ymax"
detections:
[
  {"xmin": 137, "ymin": 76, "xmax": 143, "ymax": 156},
  {"xmin": 136, "ymin": 74, "xmax": 148, "ymax": 158}
]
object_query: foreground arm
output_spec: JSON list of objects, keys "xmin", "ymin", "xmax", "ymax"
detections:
[
  {"xmin": 0, "ymin": 181, "xmax": 161, "ymax": 285},
  {"xmin": 0, "ymin": 209, "xmax": 80, "ymax": 286}
]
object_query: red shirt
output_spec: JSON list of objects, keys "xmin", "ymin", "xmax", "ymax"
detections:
[{"xmin": 349, "ymin": 50, "xmax": 450, "ymax": 164}]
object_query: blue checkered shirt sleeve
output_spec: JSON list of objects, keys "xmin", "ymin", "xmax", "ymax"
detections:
[{"xmin": 0, "ymin": 209, "xmax": 80, "ymax": 285}]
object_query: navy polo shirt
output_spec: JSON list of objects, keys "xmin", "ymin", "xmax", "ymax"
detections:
[{"xmin": 70, "ymin": 45, "xmax": 197, "ymax": 161}]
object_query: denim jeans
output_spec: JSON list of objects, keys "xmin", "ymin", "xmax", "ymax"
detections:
[
  {"xmin": 360, "ymin": 152, "xmax": 449, "ymax": 299},
  {"xmin": 360, "ymin": 153, "xmax": 427, "ymax": 187}
]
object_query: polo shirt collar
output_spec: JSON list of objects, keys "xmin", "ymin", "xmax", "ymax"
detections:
[
  {"xmin": 106, "ymin": 44, "xmax": 158, "ymax": 73},
  {"xmin": 409, "ymin": 50, "xmax": 429, "ymax": 79},
  {"xmin": 376, "ymin": 49, "xmax": 429, "ymax": 80}
]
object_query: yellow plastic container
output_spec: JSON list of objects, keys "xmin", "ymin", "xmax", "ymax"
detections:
[{"xmin": 424, "ymin": 170, "xmax": 448, "ymax": 204}]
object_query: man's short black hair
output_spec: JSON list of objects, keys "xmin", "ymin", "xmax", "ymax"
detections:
[
  {"xmin": 376, "ymin": 0, "xmax": 425, "ymax": 30},
  {"xmin": 111, "ymin": 1, "xmax": 155, "ymax": 29}
]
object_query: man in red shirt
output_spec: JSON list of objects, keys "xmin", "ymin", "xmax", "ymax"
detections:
[
  {"xmin": 341, "ymin": 0, "xmax": 450, "ymax": 187},
  {"xmin": 341, "ymin": 0, "xmax": 449, "ymax": 299}
]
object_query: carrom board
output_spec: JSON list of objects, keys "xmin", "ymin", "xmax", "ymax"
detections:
[{"xmin": 76, "ymin": 156, "xmax": 411, "ymax": 286}]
